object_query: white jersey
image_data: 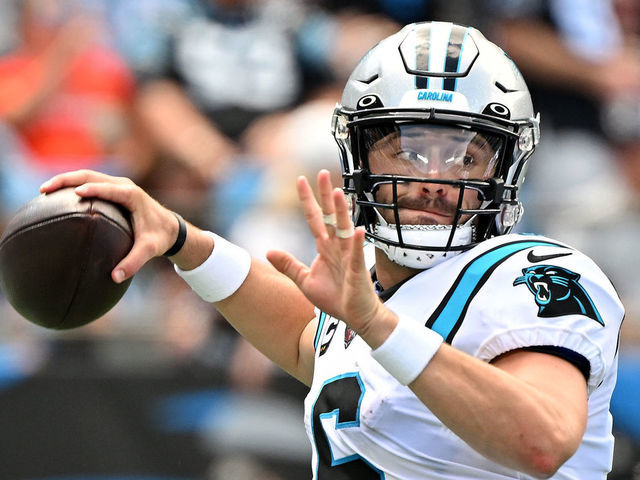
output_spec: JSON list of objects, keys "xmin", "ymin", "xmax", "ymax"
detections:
[{"xmin": 303, "ymin": 233, "xmax": 624, "ymax": 479}]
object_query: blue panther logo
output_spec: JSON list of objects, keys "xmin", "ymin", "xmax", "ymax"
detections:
[{"xmin": 513, "ymin": 265, "xmax": 604, "ymax": 325}]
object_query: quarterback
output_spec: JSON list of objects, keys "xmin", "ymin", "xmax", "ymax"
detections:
[{"xmin": 41, "ymin": 22, "xmax": 624, "ymax": 479}]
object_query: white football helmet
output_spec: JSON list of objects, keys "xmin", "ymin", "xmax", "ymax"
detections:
[{"xmin": 332, "ymin": 21, "xmax": 540, "ymax": 269}]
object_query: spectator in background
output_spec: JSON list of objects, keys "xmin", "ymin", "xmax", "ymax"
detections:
[
  {"xmin": 602, "ymin": 0, "xmax": 640, "ymax": 199},
  {"xmin": 313, "ymin": 0, "xmax": 490, "ymax": 32},
  {"xmin": 106, "ymin": 0, "xmax": 313, "ymax": 226},
  {"xmin": 0, "ymin": 0, "xmax": 141, "ymax": 216},
  {"xmin": 0, "ymin": 0, "xmax": 19, "ymax": 54}
]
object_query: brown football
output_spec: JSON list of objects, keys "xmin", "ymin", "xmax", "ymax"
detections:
[{"xmin": 0, "ymin": 187, "xmax": 134, "ymax": 329}]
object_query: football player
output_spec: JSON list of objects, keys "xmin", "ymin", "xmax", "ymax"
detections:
[{"xmin": 41, "ymin": 22, "xmax": 624, "ymax": 479}]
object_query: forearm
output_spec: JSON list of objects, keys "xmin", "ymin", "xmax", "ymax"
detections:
[
  {"xmin": 494, "ymin": 19, "xmax": 601, "ymax": 95},
  {"xmin": 136, "ymin": 80, "xmax": 235, "ymax": 179},
  {"xmin": 172, "ymin": 225, "xmax": 316, "ymax": 384},
  {"xmin": 215, "ymin": 258, "xmax": 316, "ymax": 384},
  {"xmin": 410, "ymin": 346, "xmax": 585, "ymax": 477},
  {"xmin": 0, "ymin": 55, "xmax": 66, "ymax": 126}
]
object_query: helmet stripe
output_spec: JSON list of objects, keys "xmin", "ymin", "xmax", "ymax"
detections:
[
  {"xmin": 443, "ymin": 26, "xmax": 469, "ymax": 91},
  {"xmin": 414, "ymin": 23, "xmax": 430, "ymax": 89},
  {"xmin": 427, "ymin": 22, "xmax": 453, "ymax": 90},
  {"xmin": 413, "ymin": 22, "xmax": 468, "ymax": 91}
]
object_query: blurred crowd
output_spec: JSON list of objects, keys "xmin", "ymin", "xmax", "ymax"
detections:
[{"xmin": 0, "ymin": 0, "xmax": 640, "ymax": 479}]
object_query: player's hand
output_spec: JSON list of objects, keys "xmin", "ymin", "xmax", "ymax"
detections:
[
  {"xmin": 267, "ymin": 170, "xmax": 392, "ymax": 341},
  {"xmin": 39, "ymin": 169, "xmax": 181, "ymax": 283}
]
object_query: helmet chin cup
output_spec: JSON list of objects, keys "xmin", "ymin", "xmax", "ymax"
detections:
[{"xmin": 373, "ymin": 223, "xmax": 474, "ymax": 269}]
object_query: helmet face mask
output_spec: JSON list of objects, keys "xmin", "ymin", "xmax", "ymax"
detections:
[{"xmin": 332, "ymin": 21, "xmax": 540, "ymax": 269}]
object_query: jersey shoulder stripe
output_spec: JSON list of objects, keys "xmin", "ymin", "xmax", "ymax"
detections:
[{"xmin": 426, "ymin": 238, "xmax": 569, "ymax": 342}]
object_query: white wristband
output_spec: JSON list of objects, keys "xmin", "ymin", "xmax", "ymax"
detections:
[
  {"xmin": 370, "ymin": 316, "xmax": 443, "ymax": 385},
  {"xmin": 174, "ymin": 231, "xmax": 251, "ymax": 302}
]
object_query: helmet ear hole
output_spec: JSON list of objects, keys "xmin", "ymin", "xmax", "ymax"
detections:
[{"xmin": 357, "ymin": 95, "xmax": 383, "ymax": 109}]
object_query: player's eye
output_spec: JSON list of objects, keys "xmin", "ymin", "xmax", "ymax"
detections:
[
  {"xmin": 395, "ymin": 150, "xmax": 424, "ymax": 163},
  {"xmin": 462, "ymin": 154, "xmax": 474, "ymax": 167}
]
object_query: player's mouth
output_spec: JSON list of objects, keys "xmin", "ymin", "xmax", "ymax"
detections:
[
  {"xmin": 395, "ymin": 197, "xmax": 457, "ymax": 224},
  {"xmin": 397, "ymin": 208, "xmax": 453, "ymax": 225}
]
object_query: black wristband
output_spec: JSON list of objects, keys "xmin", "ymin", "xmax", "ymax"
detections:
[{"xmin": 163, "ymin": 212, "xmax": 187, "ymax": 257}]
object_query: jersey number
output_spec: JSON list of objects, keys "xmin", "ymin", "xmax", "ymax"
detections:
[{"xmin": 311, "ymin": 373, "xmax": 384, "ymax": 479}]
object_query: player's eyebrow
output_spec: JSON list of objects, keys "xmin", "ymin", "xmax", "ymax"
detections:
[
  {"xmin": 372, "ymin": 131, "xmax": 401, "ymax": 150},
  {"xmin": 468, "ymin": 134, "xmax": 496, "ymax": 154}
]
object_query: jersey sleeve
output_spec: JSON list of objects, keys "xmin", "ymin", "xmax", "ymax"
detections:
[{"xmin": 469, "ymin": 246, "xmax": 624, "ymax": 394}]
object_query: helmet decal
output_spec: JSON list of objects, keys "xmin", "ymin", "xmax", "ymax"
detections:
[
  {"xmin": 483, "ymin": 103, "xmax": 511, "ymax": 119},
  {"xmin": 357, "ymin": 94, "xmax": 384, "ymax": 109}
]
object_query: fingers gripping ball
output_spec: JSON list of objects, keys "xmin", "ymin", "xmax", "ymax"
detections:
[{"xmin": 0, "ymin": 187, "xmax": 134, "ymax": 329}]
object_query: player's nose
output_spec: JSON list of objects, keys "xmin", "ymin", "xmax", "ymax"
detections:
[{"xmin": 409, "ymin": 179, "xmax": 452, "ymax": 198}]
